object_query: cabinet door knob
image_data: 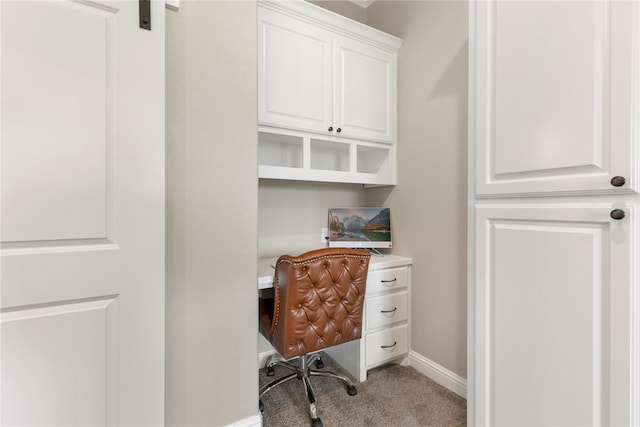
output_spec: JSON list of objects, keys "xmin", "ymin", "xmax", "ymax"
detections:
[
  {"xmin": 336, "ymin": 128, "xmax": 342, "ymax": 133},
  {"xmin": 610, "ymin": 209, "xmax": 625, "ymax": 220},
  {"xmin": 611, "ymin": 176, "xmax": 626, "ymax": 187},
  {"xmin": 328, "ymin": 126, "xmax": 333, "ymax": 132}
]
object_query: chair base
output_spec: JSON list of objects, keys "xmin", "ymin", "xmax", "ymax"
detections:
[{"xmin": 259, "ymin": 353, "xmax": 357, "ymax": 427}]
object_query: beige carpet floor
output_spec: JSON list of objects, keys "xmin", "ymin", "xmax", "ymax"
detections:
[{"xmin": 259, "ymin": 353, "xmax": 466, "ymax": 426}]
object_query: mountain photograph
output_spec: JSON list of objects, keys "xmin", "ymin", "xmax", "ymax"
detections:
[{"xmin": 328, "ymin": 208, "xmax": 391, "ymax": 242}]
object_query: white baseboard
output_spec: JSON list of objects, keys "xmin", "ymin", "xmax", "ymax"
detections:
[
  {"xmin": 226, "ymin": 414, "xmax": 262, "ymax": 427},
  {"xmin": 408, "ymin": 350, "xmax": 467, "ymax": 398}
]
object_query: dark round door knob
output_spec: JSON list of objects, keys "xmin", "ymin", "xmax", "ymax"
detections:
[
  {"xmin": 328, "ymin": 126, "xmax": 333, "ymax": 132},
  {"xmin": 336, "ymin": 128, "xmax": 342, "ymax": 133},
  {"xmin": 610, "ymin": 209, "xmax": 625, "ymax": 220},
  {"xmin": 611, "ymin": 176, "xmax": 626, "ymax": 187}
]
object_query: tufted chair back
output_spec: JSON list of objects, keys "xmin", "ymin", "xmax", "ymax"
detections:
[{"xmin": 260, "ymin": 248, "xmax": 371, "ymax": 360}]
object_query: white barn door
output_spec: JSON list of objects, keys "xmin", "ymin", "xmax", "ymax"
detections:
[{"xmin": 1, "ymin": 1, "xmax": 165, "ymax": 425}]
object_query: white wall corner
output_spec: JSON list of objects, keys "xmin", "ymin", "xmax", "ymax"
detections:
[
  {"xmin": 348, "ymin": 0, "xmax": 375, "ymax": 8},
  {"xmin": 408, "ymin": 351, "xmax": 467, "ymax": 399},
  {"xmin": 226, "ymin": 414, "xmax": 262, "ymax": 427},
  {"xmin": 165, "ymin": 0, "xmax": 179, "ymax": 11}
]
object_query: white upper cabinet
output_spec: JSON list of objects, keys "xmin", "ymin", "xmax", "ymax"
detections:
[
  {"xmin": 257, "ymin": 0, "xmax": 401, "ymax": 185},
  {"xmin": 258, "ymin": 0, "xmax": 399, "ymax": 144},
  {"xmin": 471, "ymin": 1, "xmax": 639, "ymax": 197},
  {"xmin": 259, "ymin": 7, "xmax": 333, "ymax": 134},
  {"xmin": 334, "ymin": 38, "xmax": 395, "ymax": 142}
]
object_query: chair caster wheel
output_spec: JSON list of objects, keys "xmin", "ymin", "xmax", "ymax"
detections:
[
  {"xmin": 347, "ymin": 385, "xmax": 357, "ymax": 396},
  {"xmin": 266, "ymin": 366, "xmax": 275, "ymax": 376},
  {"xmin": 311, "ymin": 417, "xmax": 323, "ymax": 427},
  {"xmin": 314, "ymin": 358, "xmax": 324, "ymax": 369},
  {"xmin": 259, "ymin": 399, "xmax": 264, "ymax": 412}
]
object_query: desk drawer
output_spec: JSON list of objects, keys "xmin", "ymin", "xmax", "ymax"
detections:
[
  {"xmin": 366, "ymin": 324, "xmax": 408, "ymax": 368},
  {"xmin": 366, "ymin": 266, "xmax": 408, "ymax": 294},
  {"xmin": 365, "ymin": 291, "xmax": 408, "ymax": 331}
]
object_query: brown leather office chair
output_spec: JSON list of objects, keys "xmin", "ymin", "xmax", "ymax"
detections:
[{"xmin": 258, "ymin": 248, "xmax": 371, "ymax": 427}]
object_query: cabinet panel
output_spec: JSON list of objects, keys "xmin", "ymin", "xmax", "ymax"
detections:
[
  {"xmin": 258, "ymin": 8, "xmax": 332, "ymax": 133},
  {"xmin": 366, "ymin": 324, "xmax": 409, "ymax": 368},
  {"xmin": 473, "ymin": 204, "xmax": 634, "ymax": 426},
  {"xmin": 365, "ymin": 290, "xmax": 408, "ymax": 331},
  {"xmin": 1, "ymin": 0, "xmax": 110, "ymax": 242},
  {"xmin": 366, "ymin": 266, "xmax": 408, "ymax": 294},
  {"xmin": 472, "ymin": 1, "xmax": 637, "ymax": 196},
  {"xmin": 334, "ymin": 38, "xmax": 395, "ymax": 143}
]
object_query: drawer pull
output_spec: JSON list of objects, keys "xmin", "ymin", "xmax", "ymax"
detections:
[
  {"xmin": 381, "ymin": 341, "xmax": 397, "ymax": 349},
  {"xmin": 380, "ymin": 278, "xmax": 397, "ymax": 284},
  {"xmin": 380, "ymin": 307, "xmax": 397, "ymax": 314}
]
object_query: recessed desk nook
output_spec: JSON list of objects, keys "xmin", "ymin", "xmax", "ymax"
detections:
[
  {"xmin": 257, "ymin": 0, "xmax": 408, "ymax": 384},
  {"xmin": 258, "ymin": 254, "xmax": 412, "ymax": 382}
]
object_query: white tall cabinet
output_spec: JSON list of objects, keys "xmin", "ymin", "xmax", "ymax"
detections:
[{"xmin": 468, "ymin": 1, "xmax": 640, "ymax": 425}]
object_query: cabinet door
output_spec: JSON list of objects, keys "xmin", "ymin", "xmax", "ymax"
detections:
[
  {"xmin": 334, "ymin": 38, "xmax": 395, "ymax": 143},
  {"xmin": 258, "ymin": 8, "xmax": 333, "ymax": 134},
  {"xmin": 471, "ymin": 1, "xmax": 638, "ymax": 196},
  {"xmin": 472, "ymin": 204, "xmax": 636, "ymax": 426}
]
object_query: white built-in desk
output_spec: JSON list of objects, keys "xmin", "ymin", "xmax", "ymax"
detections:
[{"xmin": 258, "ymin": 254, "xmax": 412, "ymax": 382}]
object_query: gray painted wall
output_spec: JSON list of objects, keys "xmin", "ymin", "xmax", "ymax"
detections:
[
  {"xmin": 258, "ymin": 180, "xmax": 366, "ymax": 258},
  {"xmin": 365, "ymin": 0, "xmax": 469, "ymax": 377},
  {"xmin": 165, "ymin": 1, "xmax": 259, "ymax": 425},
  {"xmin": 309, "ymin": 0, "xmax": 367, "ymax": 23}
]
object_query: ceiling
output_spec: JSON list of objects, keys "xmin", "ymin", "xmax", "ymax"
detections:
[{"xmin": 349, "ymin": 0, "xmax": 375, "ymax": 8}]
